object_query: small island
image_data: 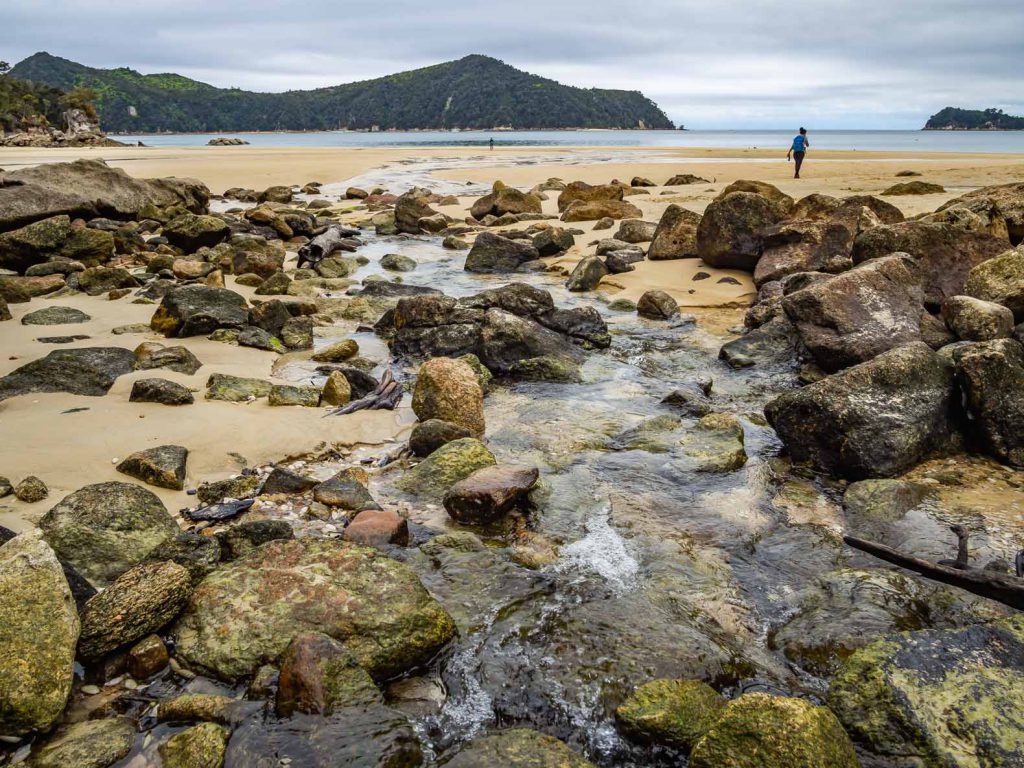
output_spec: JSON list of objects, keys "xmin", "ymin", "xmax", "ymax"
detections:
[{"xmin": 924, "ymin": 106, "xmax": 1024, "ymax": 130}]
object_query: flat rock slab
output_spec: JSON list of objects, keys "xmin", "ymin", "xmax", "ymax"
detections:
[
  {"xmin": 116, "ymin": 444, "xmax": 189, "ymax": 490},
  {"xmin": 443, "ymin": 465, "xmax": 539, "ymax": 524},
  {"xmin": 20, "ymin": 306, "xmax": 91, "ymax": 325},
  {"xmin": 0, "ymin": 346, "xmax": 136, "ymax": 401}
]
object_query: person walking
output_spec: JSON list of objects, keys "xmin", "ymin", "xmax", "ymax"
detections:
[{"xmin": 787, "ymin": 127, "xmax": 809, "ymax": 178}]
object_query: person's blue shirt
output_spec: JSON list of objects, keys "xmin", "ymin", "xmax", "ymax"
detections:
[{"xmin": 792, "ymin": 135, "xmax": 807, "ymax": 152}]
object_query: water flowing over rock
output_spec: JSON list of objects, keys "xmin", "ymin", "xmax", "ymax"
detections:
[
  {"xmin": 615, "ymin": 679, "xmax": 725, "ymax": 751},
  {"xmin": 0, "ymin": 346, "xmax": 136, "ymax": 401},
  {"xmin": 438, "ymin": 729, "xmax": 597, "ymax": 767}
]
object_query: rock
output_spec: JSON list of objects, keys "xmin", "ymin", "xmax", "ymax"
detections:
[
  {"xmin": 0, "ymin": 295, "xmax": 9, "ymax": 321},
  {"xmin": 0, "ymin": 275, "xmax": 63, "ymax": 301},
  {"xmin": 0, "ymin": 532, "xmax": 80, "ymax": 737},
  {"xmin": 268, "ymin": 384, "xmax": 320, "ymax": 407},
  {"xmin": 39, "ymin": 481, "xmax": 178, "ymax": 586},
  {"xmin": 471, "ymin": 187, "xmax": 542, "ymax": 220},
  {"xmin": 0, "ymin": 346, "xmax": 136, "ymax": 402},
  {"xmin": 313, "ymin": 474, "xmax": 381, "ymax": 510},
  {"xmin": 689, "ymin": 693, "xmax": 858, "ymax": 768},
  {"xmin": 604, "ymin": 250, "xmax": 644, "ymax": 274},
  {"xmin": 312, "ymin": 338, "xmax": 359, "ymax": 362},
  {"xmin": 127, "ymin": 634, "xmax": 169, "ymax": 679},
  {"xmin": 320, "ymin": 370, "xmax": 351, "ymax": 406},
  {"xmin": 637, "ymin": 289, "xmax": 679, "ymax": 319},
  {"xmin": 648, "ymin": 205, "xmax": 702, "ymax": 260},
  {"xmin": 696, "ymin": 191, "xmax": 789, "ymax": 270},
  {"xmin": 254, "ymin": 270, "xmax": 292, "ymax": 295},
  {"xmin": 280, "ymin": 315, "xmax": 313, "ymax": 350},
  {"xmin": 130, "ymin": 378, "xmax": 194, "ymax": 406},
  {"xmin": 465, "ymin": 232, "xmax": 541, "ymax": 273},
  {"xmin": 397, "ymin": 437, "xmax": 496, "ymax": 500},
  {"xmin": 158, "ymin": 722, "xmax": 229, "ymax": 768},
  {"xmin": 938, "ymin": 181, "xmax": 1024, "ymax": 244},
  {"xmin": 76, "ymin": 266, "xmax": 140, "ymax": 296},
  {"xmin": 205, "ymin": 373, "xmax": 272, "ymax": 401},
  {"xmin": 215, "ymin": 520, "xmax": 294, "ymax": 562},
  {"xmin": 438, "ymin": 729, "xmax": 596, "ymax": 768},
  {"xmin": 196, "ymin": 474, "xmax": 261, "ymax": 505},
  {"xmin": 173, "ymin": 538, "xmax": 457, "ymax": 681},
  {"xmin": 146, "ymin": 533, "xmax": 221, "ymax": 584},
  {"xmin": 882, "ymin": 181, "xmax": 946, "ymax": 196},
  {"xmin": 261, "ymin": 467, "xmax": 318, "ymax": 495},
  {"xmin": 151, "ymin": 286, "xmax": 249, "ymax": 337},
  {"xmin": 764, "ymin": 343, "xmax": 955, "ymax": 479},
  {"xmin": 616, "ymin": 679, "xmax": 725, "ymax": 750},
  {"xmin": 843, "ymin": 478, "xmax": 931, "ymax": 523},
  {"xmin": 953, "ymin": 338, "xmax": 1024, "ymax": 466},
  {"xmin": 20, "ymin": 306, "xmax": 90, "ymax": 325},
  {"xmin": 963, "ymin": 247, "xmax": 1024, "ymax": 321},
  {"xmin": 412, "ymin": 357, "xmax": 485, "ymax": 437},
  {"xmin": 276, "ymin": 632, "xmax": 381, "ymax": 717},
  {"xmin": 381, "ymin": 253, "xmax": 416, "ymax": 272},
  {"xmin": 557, "ymin": 181, "xmax": 624, "ymax": 213},
  {"xmin": 781, "ymin": 253, "xmax": 927, "ymax": 372},
  {"xmin": 661, "ymin": 386, "xmax": 713, "ymax": 417},
  {"xmin": 565, "ymin": 255, "xmax": 609, "ymax": 292},
  {"xmin": 477, "ymin": 308, "xmax": 585, "ymax": 375},
  {"xmin": 238, "ymin": 324, "xmax": 284, "ymax": 353},
  {"xmin": 532, "ymin": 227, "xmax": 575, "ymax": 256},
  {"xmin": 116, "ymin": 445, "xmax": 188, "ymax": 490},
  {"xmin": 561, "ymin": 199, "xmax": 643, "ymax": 222},
  {"xmin": 230, "ymin": 236, "xmax": 286, "ymax": 278},
  {"xmin": 343, "ymin": 510, "xmax": 410, "ymax": 548},
  {"xmin": 753, "ymin": 217, "xmax": 860, "ymax": 287},
  {"xmin": 680, "ymin": 413, "xmax": 747, "ymax": 472},
  {"xmin": 830, "ymin": 617, "xmax": 1024, "ymax": 768},
  {"xmin": 715, "ymin": 179, "xmax": 795, "ymax": 209},
  {"xmin": 593, "ymin": 216, "xmax": 615, "ymax": 230},
  {"xmin": 14, "ymin": 475, "xmax": 48, "ymax": 502},
  {"xmin": 941, "ymin": 295, "xmax": 1015, "ymax": 341},
  {"xmin": 509, "ymin": 355, "xmax": 583, "ymax": 382},
  {"xmin": 852, "ymin": 221, "xmax": 1008, "ymax": 308},
  {"xmin": 156, "ymin": 693, "xmax": 247, "ymax": 725},
  {"xmin": 77, "ymin": 559, "xmax": 192, "ymax": 659},
  {"xmin": 442, "ymin": 465, "xmax": 539, "ymax": 524},
  {"xmin": 615, "ymin": 219, "xmax": 658, "ymax": 243},
  {"xmin": 0, "ymin": 215, "xmax": 114, "ymax": 272},
  {"xmin": 171, "ymin": 259, "xmax": 213, "ymax": 280},
  {"xmin": 0, "ymin": 477, "xmax": 10, "ymax": 497},
  {"xmin": 133, "ymin": 342, "xmax": 203, "ymax": 375},
  {"xmin": 27, "ymin": 718, "xmax": 135, "ymax": 768},
  {"xmin": 162, "ymin": 214, "xmax": 229, "ymax": 252},
  {"xmin": 665, "ymin": 174, "xmax": 710, "ymax": 186},
  {"xmin": 247, "ymin": 298, "xmax": 292, "ymax": 338},
  {"xmin": 409, "ymin": 419, "xmax": 473, "ymax": 457},
  {"xmin": 395, "ymin": 187, "xmax": 441, "ymax": 234}
]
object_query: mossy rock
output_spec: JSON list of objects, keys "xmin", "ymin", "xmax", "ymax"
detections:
[
  {"xmin": 204, "ymin": 373, "xmax": 272, "ymax": 401},
  {"xmin": 438, "ymin": 728, "xmax": 597, "ymax": 767},
  {"xmin": 509, "ymin": 355, "xmax": 583, "ymax": 382},
  {"xmin": 689, "ymin": 693, "xmax": 858, "ymax": 768},
  {"xmin": 616, "ymin": 679, "xmax": 725, "ymax": 750},
  {"xmin": 268, "ymin": 384, "xmax": 321, "ymax": 407},
  {"xmin": 396, "ymin": 437, "xmax": 496, "ymax": 500},
  {"xmin": 158, "ymin": 722, "xmax": 229, "ymax": 768},
  {"xmin": 680, "ymin": 413, "xmax": 748, "ymax": 472},
  {"xmin": 27, "ymin": 717, "xmax": 135, "ymax": 768}
]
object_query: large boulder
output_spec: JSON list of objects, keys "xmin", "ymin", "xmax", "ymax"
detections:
[
  {"xmin": 150, "ymin": 285, "xmax": 249, "ymax": 337},
  {"xmin": 39, "ymin": 481, "xmax": 179, "ymax": 587},
  {"xmin": 0, "ymin": 215, "xmax": 114, "ymax": 273},
  {"xmin": 753, "ymin": 218, "xmax": 857, "ymax": 286},
  {"xmin": 0, "ymin": 347, "xmax": 136, "ymax": 402},
  {"xmin": 941, "ymin": 295, "xmax": 1015, "ymax": 341},
  {"xmin": 615, "ymin": 219, "xmax": 658, "ymax": 244},
  {"xmin": 412, "ymin": 357, "xmax": 485, "ymax": 437},
  {"xmin": 781, "ymin": 253, "xmax": 928, "ymax": 372},
  {"xmin": 0, "ymin": 532, "xmax": 80, "ymax": 737},
  {"xmin": 162, "ymin": 214, "xmax": 229, "ymax": 252},
  {"xmin": 394, "ymin": 187, "xmax": 441, "ymax": 234},
  {"xmin": 0, "ymin": 159, "xmax": 208, "ymax": 233},
  {"xmin": 714, "ymin": 180, "xmax": 795, "ymax": 210},
  {"xmin": 476, "ymin": 308, "xmax": 584, "ymax": 374},
  {"xmin": 963, "ymin": 247, "xmax": 1024, "ymax": 321},
  {"xmin": 438, "ymin": 729, "xmax": 596, "ymax": 767},
  {"xmin": 561, "ymin": 199, "xmax": 643, "ymax": 222},
  {"xmin": 648, "ymin": 205, "xmax": 701, "ymax": 260},
  {"xmin": 465, "ymin": 232, "xmax": 540, "ymax": 273},
  {"xmin": 764, "ymin": 343, "xmax": 956, "ymax": 479},
  {"xmin": 173, "ymin": 538, "xmax": 456, "ymax": 681},
  {"xmin": 953, "ymin": 338, "xmax": 1024, "ymax": 466},
  {"xmin": 556, "ymin": 181, "xmax": 623, "ymax": 213},
  {"xmin": 938, "ymin": 181, "xmax": 1024, "ymax": 244},
  {"xmin": 852, "ymin": 221, "xmax": 1009, "ymax": 307},
  {"xmin": 26, "ymin": 717, "xmax": 135, "ymax": 768},
  {"xmin": 696, "ymin": 191, "xmax": 789, "ymax": 270},
  {"xmin": 830, "ymin": 617, "xmax": 1024, "ymax": 768},
  {"xmin": 228, "ymin": 234, "xmax": 285, "ymax": 278},
  {"xmin": 471, "ymin": 187, "xmax": 542, "ymax": 220}
]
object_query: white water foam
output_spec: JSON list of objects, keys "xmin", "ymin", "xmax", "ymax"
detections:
[{"xmin": 553, "ymin": 505, "xmax": 639, "ymax": 590}]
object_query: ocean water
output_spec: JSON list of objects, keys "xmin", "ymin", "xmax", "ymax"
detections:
[{"xmin": 116, "ymin": 128, "xmax": 1024, "ymax": 153}]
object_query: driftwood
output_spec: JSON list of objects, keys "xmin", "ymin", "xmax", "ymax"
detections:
[
  {"xmin": 843, "ymin": 533, "xmax": 1024, "ymax": 610},
  {"xmin": 296, "ymin": 225, "xmax": 361, "ymax": 268},
  {"xmin": 326, "ymin": 369, "xmax": 403, "ymax": 416}
]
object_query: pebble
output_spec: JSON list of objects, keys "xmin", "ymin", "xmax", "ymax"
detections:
[{"xmin": 81, "ymin": 684, "xmax": 101, "ymax": 695}]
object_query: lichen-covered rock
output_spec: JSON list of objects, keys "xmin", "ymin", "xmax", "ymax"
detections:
[
  {"xmin": 14, "ymin": 475, "xmax": 48, "ymax": 502},
  {"xmin": 409, "ymin": 419, "xmax": 472, "ymax": 457},
  {"xmin": 20, "ymin": 306, "xmax": 90, "ymax": 325},
  {"xmin": 648, "ymin": 204, "xmax": 702, "ymax": 260},
  {"xmin": 319, "ymin": 370, "xmax": 351, "ymax": 406},
  {"xmin": 532, "ymin": 226, "xmax": 575, "ymax": 256},
  {"xmin": 689, "ymin": 693, "xmax": 858, "ymax": 768},
  {"xmin": 215, "ymin": 520, "xmax": 293, "ymax": 562},
  {"xmin": 196, "ymin": 474, "xmax": 261, "ymax": 505},
  {"xmin": 963, "ymin": 247, "xmax": 1024, "ymax": 321},
  {"xmin": 133, "ymin": 341, "xmax": 203, "ymax": 375},
  {"xmin": 77, "ymin": 559, "xmax": 192, "ymax": 659},
  {"xmin": 941, "ymin": 294, "xmax": 1015, "ymax": 341},
  {"xmin": 116, "ymin": 444, "xmax": 188, "ymax": 490},
  {"xmin": 151, "ymin": 286, "xmax": 249, "ymax": 337},
  {"xmin": 27, "ymin": 717, "xmax": 135, "ymax": 768},
  {"xmin": 882, "ymin": 181, "xmax": 946, "ymax": 196},
  {"xmin": 953, "ymin": 338, "xmax": 1024, "ymax": 466},
  {"xmin": 394, "ymin": 186, "xmax": 441, "ymax": 234},
  {"xmin": 465, "ymin": 232, "xmax": 541, "ymax": 273},
  {"xmin": 0, "ymin": 347, "xmax": 136, "ymax": 402},
  {"xmin": 312, "ymin": 473, "xmax": 381, "ymax": 511},
  {"xmin": 412, "ymin": 357, "xmax": 485, "ymax": 437},
  {"xmin": 76, "ymin": 265, "xmax": 140, "ymax": 296},
  {"xmin": 39, "ymin": 481, "xmax": 179, "ymax": 586},
  {"xmin": 396, "ymin": 437, "xmax": 497, "ymax": 500},
  {"xmin": 158, "ymin": 722, "xmax": 229, "ymax": 768},
  {"xmin": 275, "ymin": 632, "xmax": 381, "ymax": 717},
  {"xmin": 438, "ymin": 729, "xmax": 597, "ymax": 767},
  {"xmin": 130, "ymin": 377, "xmax": 194, "ymax": 406},
  {"xmin": 0, "ymin": 531, "xmax": 79, "ymax": 737},
  {"xmin": 715, "ymin": 180, "xmax": 795, "ymax": 209},
  {"xmin": 0, "ymin": 215, "xmax": 114, "ymax": 273},
  {"xmin": 268, "ymin": 384, "xmax": 320, "ymax": 407},
  {"xmin": 311, "ymin": 338, "xmax": 359, "ymax": 363},
  {"xmin": 829, "ymin": 617, "xmax": 1024, "ymax": 768},
  {"xmin": 616, "ymin": 679, "xmax": 725, "ymax": 750},
  {"xmin": 765, "ymin": 343, "xmax": 955, "ymax": 479},
  {"xmin": 173, "ymin": 538, "xmax": 456, "ymax": 681},
  {"xmin": 697, "ymin": 191, "xmax": 790, "ymax": 270}
]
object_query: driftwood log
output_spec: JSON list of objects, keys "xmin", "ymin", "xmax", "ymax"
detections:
[
  {"xmin": 296, "ymin": 225, "xmax": 361, "ymax": 268},
  {"xmin": 843, "ymin": 533, "xmax": 1024, "ymax": 610},
  {"xmin": 326, "ymin": 369, "xmax": 402, "ymax": 416}
]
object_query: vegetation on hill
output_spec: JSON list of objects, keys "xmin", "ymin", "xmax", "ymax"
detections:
[
  {"xmin": 0, "ymin": 59, "xmax": 98, "ymax": 133},
  {"xmin": 924, "ymin": 107, "xmax": 1024, "ymax": 130},
  {"xmin": 9, "ymin": 52, "xmax": 675, "ymax": 133}
]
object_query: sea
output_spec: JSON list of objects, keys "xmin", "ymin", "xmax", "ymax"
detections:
[{"xmin": 115, "ymin": 129, "xmax": 1024, "ymax": 153}]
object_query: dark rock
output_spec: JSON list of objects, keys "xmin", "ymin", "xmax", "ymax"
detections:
[
  {"xmin": 409, "ymin": 419, "xmax": 473, "ymax": 457},
  {"xmin": 532, "ymin": 227, "xmax": 575, "ymax": 256},
  {"xmin": 648, "ymin": 205, "xmax": 702, "ymax": 260},
  {"xmin": 565, "ymin": 255, "xmax": 609, "ymax": 291},
  {"xmin": 953, "ymin": 338, "xmax": 1024, "ymax": 466},
  {"xmin": 127, "ymin": 634, "xmax": 169, "ymax": 679},
  {"xmin": 238, "ymin": 325, "xmax": 285, "ymax": 353},
  {"xmin": 14, "ymin": 475, "xmax": 48, "ymax": 502},
  {"xmin": 665, "ymin": 174, "xmax": 710, "ymax": 186},
  {"xmin": 146, "ymin": 533, "xmax": 222, "ymax": 583},
  {"xmin": 443, "ymin": 465, "xmax": 539, "ymax": 524},
  {"xmin": 205, "ymin": 373, "xmax": 272, "ymax": 401},
  {"xmin": 162, "ymin": 214, "xmax": 229, "ymax": 252},
  {"xmin": 133, "ymin": 341, "xmax": 203, "ymax": 374},
  {"xmin": 714, "ymin": 180, "xmax": 795, "ymax": 209},
  {"xmin": 313, "ymin": 474, "xmax": 382, "ymax": 510},
  {"xmin": 76, "ymin": 266, "xmax": 140, "ymax": 296},
  {"xmin": 0, "ymin": 346, "xmax": 136, "ymax": 402},
  {"xmin": 637, "ymin": 290, "xmax": 679, "ymax": 319},
  {"xmin": 20, "ymin": 306, "xmax": 90, "ymax": 325},
  {"xmin": 696, "ymin": 191, "xmax": 789, "ymax": 271},
  {"xmin": 216, "ymin": 520, "xmax": 294, "ymax": 561},
  {"xmin": 247, "ymin": 298, "xmax": 292, "ymax": 337},
  {"xmin": 465, "ymin": 232, "xmax": 541, "ymax": 273},
  {"xmin": 439, "ymin": 729, "xmax": 596, "ymax": 768},
  {"xmin": 262, "ymin": 467, "xmax": 318, "ymax": 495},
  {"xmin": 116, "ymin": 445, "xmax": 188, "ymax": 490},
  {"xmin": 395, "ymin": 187, "xmax": 441, "ymax": 234},
  {"xmin": 0, "ymin": 215, "xmax": 113, "ymax": 272},
  {"xmin": 151, "ymin": 286, "xmax": 249, "ymax": 337},
  {"xmin": 615, "ymin": 219, "xmax": 658, "ymax": 243}
]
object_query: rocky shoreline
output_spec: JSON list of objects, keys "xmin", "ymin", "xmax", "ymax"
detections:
[{"xmin": 1, "ymin": 157, "xmax": 1023, "ymax": 767}]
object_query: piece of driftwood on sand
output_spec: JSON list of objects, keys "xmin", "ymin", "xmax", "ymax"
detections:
[
  {"xmin": 326, "ymin": 368, "xmax": 402, "ymax": 416},
  {"xmin": 296, "ymin": 225, "xmax": 362, "ymax": 268}
]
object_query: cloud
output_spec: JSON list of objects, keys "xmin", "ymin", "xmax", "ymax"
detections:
[{"xmin": 3, "ymin": 0, "xmax": 1023, "ymax": 127}]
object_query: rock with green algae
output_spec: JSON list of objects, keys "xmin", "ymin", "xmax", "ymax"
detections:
[
  {"xmin": 172, "ymin": 538, "xmax": 456, "ymax": 682},
  {"xmin": 157, "ymin": 693, "xmax": 258, "ymax": 726},
  {"xmin": 396, "ymin": 437, "xmax": 496, "ymax": 500},
  {"xmin": 115, "ymin": 444, "xmax": 188, "ymax": 490},
  {"xmin": 616, "ymin": 679, "xmax": 725, "ymax": 750},
  {"xmin": 509, "ymin": 354, "xmax": 583, "ymax": 382},
  {"xmin": 268, "ymin": 383, "xmax": 321, "ymax": 407},
  {"xmin": 0, "ymin": 531, "xmax": 80, "ymax": 737},
  {"xmin": 437, "ymin": 729, "xmax": 597, "ymax": 767},
  {"xmin": 158, "ymin": 722, "xmax": 229, "ymax": 768},
  {"xmin": 26, "ymin": 717, "xmax": 135, "ymax": 768},
  {"xmin": 196, "ymin": 474, "xmax": 261, "ymax": 505},
  {"xmin": 38, "ymin": 481, "xmax": 179, "ymax": 587},
  {"xmin": 829, "ymin": 616, "xmax": 1024, "ymax": 768},
  {"xmin": 204, "ymin": 372, "xmax": 272, "ymax": 401},
  {"xmin": 680, "ymin": 412, "xmax": 748, "ymax": 472},
  {"xmin": 457, "ymin": 352, "xmax": 493, "ymax": 392},
  {"xmin": 689, "ymin": 693, "xmax": 859, "ymax": 768}
]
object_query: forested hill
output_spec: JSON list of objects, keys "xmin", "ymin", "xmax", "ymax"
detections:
[
  {"xmin": 10, "ymin": 52, "xmax": 675, "ymax": 133},
  {"xmin": 924, "ymin": 107, "xmax": 1024, "ymax": 130}
]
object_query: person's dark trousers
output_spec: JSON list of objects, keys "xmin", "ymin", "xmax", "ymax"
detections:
[{"xmin": 793, "ymin": 151, "xmax": 805, "ymax": 178}]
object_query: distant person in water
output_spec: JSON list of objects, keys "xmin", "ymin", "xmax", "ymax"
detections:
[
  {"xmin": 787, "ymin": 127, "xmax": 808, "ymax": 178},
  {"xmin": 489, "ymin": 137, "xmax": 494, "ymax": 151}
]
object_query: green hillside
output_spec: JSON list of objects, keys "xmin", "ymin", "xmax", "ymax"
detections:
[
  {"xmin": 10, "ymin": 52, "xmax": 675, "ymax": 133},
  {"xmin": 924, "ymin": 107, "xmax": 1024, "ymax": 130}
]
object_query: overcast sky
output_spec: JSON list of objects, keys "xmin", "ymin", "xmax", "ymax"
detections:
[{"xmin": 3, "ymin": 0, "xmax": 1023, "ymax": 129}]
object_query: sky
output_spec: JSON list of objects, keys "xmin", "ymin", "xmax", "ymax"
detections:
[{"xmin": 3, "ymin": 0, "xmax": 1023, "ymax": 129}]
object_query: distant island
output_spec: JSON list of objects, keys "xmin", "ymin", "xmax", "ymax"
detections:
[
  {"xmin": 924, "ymin": 107, "xmax": 1024, "ymax": 130},
  {"xmin": 8, "ymin": 52, "xmax": 676, "ymax": 133}
]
